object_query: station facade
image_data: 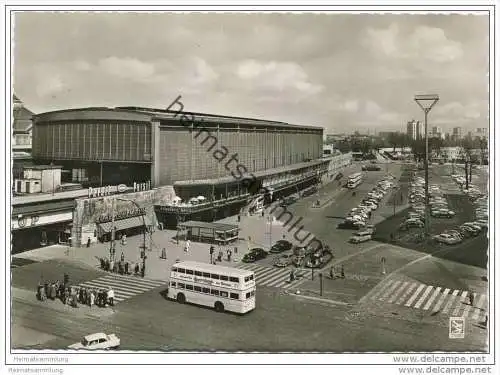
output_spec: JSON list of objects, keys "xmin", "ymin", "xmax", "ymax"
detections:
[{"xmin": 13, "ymin": 105, "xmax": 351, "ymax": 250}]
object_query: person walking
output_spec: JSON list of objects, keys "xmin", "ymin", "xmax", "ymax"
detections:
[
  {"xmin": 120, "ymin": 252, "xmax": 125, "ymax": 262},
  {"xmin": 90, "ymin": 290, "xmax": 95, "ymax": 308},
  {"xmin": 469, "ymin": 292, "xmax": 475, "ymax": 306},
  {"xmin": 341, "ymin": 265, "xmax": 345, "ymax": 279},
  {"xmin": 87, "ymin": 237, "xmax": 91, "ymax": 248},
  {"xmin": 184, "ymin": 240, "xmax": 190, "ymax": 253},
  {"xmin": 108, "ymin": 287, "xmax": 115, "ymax": 307},
  {"xmin": 329, "ymin": 266, "xmax": 334, "ymax": 279}
]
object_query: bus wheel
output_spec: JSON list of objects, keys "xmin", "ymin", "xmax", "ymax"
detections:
[
  {"xmin": 176, "ymin": 293, "xmax": 186, "ymax": 304},
  {"xmin": 214, "ymin": 301, "xmax": 225, "ymax": 313}
]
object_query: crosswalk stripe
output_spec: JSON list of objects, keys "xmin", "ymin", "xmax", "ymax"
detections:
[
  {"xmin": 472, "ymin": 295, "xmax": 486, "ymax": 320},
  {"xmin": 255, "ymin": 268, "xmax": 283, "ymax": 283},
  {"xmin": 91, "ymin": 278, "xmax": 159, "ymax": 293},
  {"xmin": 282, "ymin": 275, "xmax": 307, "ymax": 290},
  {"xmin": 414, "ymin": 285, "xmax": 434, "ymax": 309},
  {"xmin": 260, "ymin": 271, "xmax": 290, "ymax": 286},
  {"xmin": 423, "ymin": 287, "xmax": 441, "ymax": 310},
  {"xmin": 370, "ymin": 279, "xmax": 396, "ymax": 301},
  {"xmin": 452, "ymin": 291, "xmax": 468, "ymax": 316},
  {"xmin": 97, "ymin": 275, "xmax": 164, "ymax": 289},
  {"xmin": 388, "ymin": 281, "xmax": 409, "ymax": 304},
  {"xmin": 405, "ymin": 284, "xmax": 426, "ymax": 307},
  {"xmin": 79, "ymin": 282, "xmax": 139, "ymax": 296},
  {"xmin": 442, "ymin": 290, "xmax": 460, "ymax": 314},
  {"xmin": 99, "ymin": 274, "xmax": 165, "ymax": 287},
  {"xmin": 432, "ymin": 288, "xmax": 450, "ymax": 312},
  {"xmin": 379, "ymin": 281, "xmax": 401, "ymax": 301},
  {"xmin": 396, "ymin": 283, "xmax": 417, "ymax": 305},
  {"xmin": 462, "ymin": 293, "xmax": 476, "ymax": 318}
]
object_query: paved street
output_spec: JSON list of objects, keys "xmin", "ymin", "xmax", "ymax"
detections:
[{"xmin": 11, "ymin": 160, "xmax": 488, "ymax": 352}]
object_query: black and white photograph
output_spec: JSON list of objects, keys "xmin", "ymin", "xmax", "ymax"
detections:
[{"xmin": 2, "ymin": 2, "xmax": 497, "ymax": 374}]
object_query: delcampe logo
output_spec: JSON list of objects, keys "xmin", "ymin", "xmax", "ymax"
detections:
[{"xmin": 449, "ymin": 317, "xmax": 465, "ymax": 339}]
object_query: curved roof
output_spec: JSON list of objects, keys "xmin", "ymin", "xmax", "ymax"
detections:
[{"xmin": 32, "ymin": 106, "xmax": 323, "ymax": 131}]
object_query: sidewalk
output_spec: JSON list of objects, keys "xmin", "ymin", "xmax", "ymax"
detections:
[{"xmin": 13, "ymin": 213, "xmax": 297, "ymax": 282}]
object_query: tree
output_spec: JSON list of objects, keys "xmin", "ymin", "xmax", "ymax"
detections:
[
  {"xmin": 388, "ymin": 132, "xmax": 398, "ymax": 152},
  {"xmin": 429, "ymin": 137, "xmax": 444, "ymax": 160},
  {"xmin": 410, "ymin": 139, "xmax": 426, "ymax": 163},
  {"xmin": 459, "ymin": 138, "xmax": 474, "ymax": 189},
  {"xmin": 478, "ymin": 136, "xmax": 488, "ymax": 165}
]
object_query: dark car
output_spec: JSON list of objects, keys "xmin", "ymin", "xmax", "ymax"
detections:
[
  {"xmin": 338, "ymin": 221, "xmax": 364, "ymax": 230},
  {"xmin": 242, "ymin": 248, "xmax": 268, "ymax": 263},
  {"xmin": 270, "ymin": 240, "xmax": 293, "ymax": 253}
]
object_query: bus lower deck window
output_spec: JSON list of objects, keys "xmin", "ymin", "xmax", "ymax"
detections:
[
  {"xmin": 220, "ymin": 291, "xmax": 228, "ymax": 298},
  {"xmin": 186, "ymin": 284, "xmax": 193, "ymax": 291},
  {"xmin": 210, "ymin": 289, "xmax": 220, "ymax": 296},
  {"xmin": 202, "ymin": 288, "xmax": 210, "ymax": 294},
  {"xmin": 194, "ymin": 286, "xmax": 201, "ymax": 292},
  {"xmin": 178, "ymin": 283, "xmax": 185, "ymax": 289},
  {"xmin": 170, "ymin": 281, "xmax": 176, "ymax": 287}
]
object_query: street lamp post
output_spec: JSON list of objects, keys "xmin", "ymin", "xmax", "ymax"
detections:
[{"xmin": 414, "ymin": 94, "xmax": 439, "ymax": 238}]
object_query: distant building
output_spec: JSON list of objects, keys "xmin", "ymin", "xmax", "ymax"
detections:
[
  {"xmin": 474, "ymin": 127, "xmax": 488, "ymax": 139},
  {"xmin": 451, "ymin": 126, "xmax": 462, "ymax": 142},
  {"xmin": 12, "ymin": 94, "xmax": 34, "ymax": 153},
  {"xmin": 378, "ymin": 131, "xmax": 397, "ymax": 140},
  {"xmin": 406, "ymin": 120, "xmax": 424, "ymax": 140}
]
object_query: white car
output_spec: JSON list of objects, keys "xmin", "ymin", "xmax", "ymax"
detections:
[
  {"xmin": 68, "ymin": 332, "xmax": 120, "ymax": 350},
  {"xmin": 349, "ymin": 232, "xmax": 372, "ymax": 243},
  {"xmin": 475, "ymin": 219, "xmax": 488, "ymax": 228},
  {"xmin": 433, "ymin": 234, "xmax": 461, "ymax": 245}
]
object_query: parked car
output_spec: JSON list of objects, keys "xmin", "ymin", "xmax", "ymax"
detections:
[
  {"xmin": 349, "ymin": 231, "xmax": 372, "ymax": 244},
  {"xmin": 68, "ymin": 332, "xmax": 120, "ymax": 350},
  {"xmin": 433, "ymin": 234, "xmax": 461, "ymax": 245},
  {"xmin": 242, "ymin": 248, "xmax": 268, "ymax": 263},
  {"xmin": 431, "ymin": 209, "xmax": 455, "ymax": 218},
  {"xmin": 269, "ymin": 240, "xmax": 293, "ymax": 253},
  {"xmin": 305, "ymin": 248, "xmax": 334, "ymax": 268},
  {"xmin": 338, "ymin": 221, "xmax": 365, "ymax": 230},
  {"xmin": 404, "ymin": 218, "xmax": 424, "ymax": 228},
  {"xmin": 274, "ymin": 253, "xmax": 293, "ymax": 268}
]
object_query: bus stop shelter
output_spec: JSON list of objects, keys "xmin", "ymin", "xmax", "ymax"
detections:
[{"xmin": 177, "ymin": 221, "xmax": 239, "ymax": 245}]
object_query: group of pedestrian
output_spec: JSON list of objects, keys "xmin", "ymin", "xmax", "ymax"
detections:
[{"xmin": 36, "ymin": 278, "xmax": 115, "ymax": 309}]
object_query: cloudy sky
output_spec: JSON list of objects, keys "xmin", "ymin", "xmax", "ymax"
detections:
[{"xmin": 13, "ymin": 12, "xmax": 489, "ymax": 134}]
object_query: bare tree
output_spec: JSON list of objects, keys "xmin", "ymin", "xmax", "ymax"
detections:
[
  {"xmin": 388, "ymin": 132, "xmax": 398, "ymax": 152},
  {"xmin": 478, "ymin": 136, "xmax": 488, "ymax": 165},
  {"xmin": 459, "ymin": 138, "xmax": 474, "ymax": 189}
]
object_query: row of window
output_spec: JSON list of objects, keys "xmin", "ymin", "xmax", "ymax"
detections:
[
  {"xmin": 171, "ymin": 281, "xmax": 255, "ymax": 300},
  {"xmin": 172, "ymin": 267, "xmax": 254, "ymax": 283}
]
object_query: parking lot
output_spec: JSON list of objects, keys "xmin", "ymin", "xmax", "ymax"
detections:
[{"xmin": 373, "ymin": 164, "xmax": 488, "ymax": 268}]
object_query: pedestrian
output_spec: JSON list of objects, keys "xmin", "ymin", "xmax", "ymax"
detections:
[
  {"xmin": 469, "ymin": 292, "xmax": 475, "ymax": 306},
  {"xmin": 237, "ymin": 215, "xmax": 241, "ymax": 222},
  {"xmin": 108, "ymin": 287, "xmax": 114, "ymax": 306},
  {"xmin": 483, "ymin": 315, "xmax": 488, "ymax": 326},
  {"xmin": 109, "ymin": 260, "xmax": 114, "ymax": 273},
  {"xmin": 90, "ymin": 291, "xmax": 95, "ymax": 308},
  {"xmin": 261, "ymin": 210, "xmax": 265, "ymax": 217},
  {"xmin": 289, "ymin": 269, "xmax": 295, "ymax": 282},
  {"xmin": 341, "ymin": 265, "xmax": 345, "ymax": 279},
  {"xmin": 120, "ymin": 252, "xmax": 125, "ymax": 262},
  {"xmin": 125, "ymin": 262, "xmax": 129, "ymax": 274},
  {"xmin": 105, "ymin": 258, "xmax": 110, "ymax": 271},
  {"xmin": 87, "ymin": 237, "xmax": 91, "ymax": 248},
  {"xmin": 218, "ymin": 250, "xmax": 223, "ymax": 262},
  {"xmin": 329, "ymin": 266, "xmax": 334, "ymax": 279},
  {"xmin": 234, "ymin": 246, "xmax": 238, "ymax": 255}
]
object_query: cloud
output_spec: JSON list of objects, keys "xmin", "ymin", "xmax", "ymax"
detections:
[
  {"xmin": 236, "ymin": 60, "xmax": 323, "ymax": 97},
  {"xmin": 73, "ymin": 60, "xmax": 91, "ymax": 71},
  {"xmin": 35, "ymin": 74, "xmax": 65, "ymax": 97},
  {"xmin": 98, "ymin": 57, "xmax": 155, "ymax": 81},
  {"xmin": 343, "ymin": 100, "xmax": 359, "ymax": 112},
  {"xmin": 364, "ymin": 24, "xmax": 464, "ymax": 63}
]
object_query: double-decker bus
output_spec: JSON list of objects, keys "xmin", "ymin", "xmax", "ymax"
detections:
[
  {"xmin": 167, "ymin": 261, "xmax": 256, "ymax": 314},
  {"xmin": 347, "ymin": 172, "xmax": 364, "ymax": 189}
]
